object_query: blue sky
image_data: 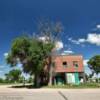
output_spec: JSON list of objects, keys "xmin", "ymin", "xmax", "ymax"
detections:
[{"xmin": 0, "ymin": 0, "xmax": 100, "ymax": 77}]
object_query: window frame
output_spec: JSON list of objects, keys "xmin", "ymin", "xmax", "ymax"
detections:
[{"xmin": 73, "ymin": 61, "xmax": 79, "ymax": 68}]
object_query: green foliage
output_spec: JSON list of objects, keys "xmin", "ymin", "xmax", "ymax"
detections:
[
  {"xmin": 18, "ymin": 75, "xmax": 25, "ymax": 83},
  {"xmin": 6, "ymin": 21, "xmax": 63, "ymax": 87},
  {"xmin": 6, "ymin": 36, "xmax": 31, "ymax": 66},
  {"xmin": 0, "ymin": 78, "xmax": 4, "ymax": 83},
  {"xmin": 44, "ymin": 83, "xmax": 100, "ymax": 88},
  {"xmin": 6, "ymin": 35, "xmax": 54, "ymax": 87},
  {"xmin": 26, "ymin": 76, "xmax": 33, "ymax": 83},
  {"xmin": 88, "ymin": 55, "xmax": 100, "ymax": 74},
  {"xmin": 5, "ymin": 69, "xmax": 22, "ymax": 83},
  {"xmin": 6, "ymin": 36, "xmax": 54, "ymax": 74}
]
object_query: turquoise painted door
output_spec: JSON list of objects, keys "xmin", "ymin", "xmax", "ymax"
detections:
[
  {"xmin": 57, "ymin": 77, "xmax": 64, "ymax": 85},
  {"xmin": 74, "ymin": 73, "xmax": 80, "ymax": 84}
]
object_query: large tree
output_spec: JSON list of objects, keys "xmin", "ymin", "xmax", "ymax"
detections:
[
  {"xmin": 6, "ymin": 21, "xmax": 63, "ymax": 87},
  {"xmin": 88, "ymin": 55, "xmax": 100, "ymax": 81},
  {"xmin": 6, "ymin": 36, "xmax": 54, "ymax": 87}
]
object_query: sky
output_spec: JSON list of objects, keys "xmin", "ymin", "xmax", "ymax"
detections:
[{"xmin": 0, "ymin": 0, "xmax": 100, "ymax": 77}]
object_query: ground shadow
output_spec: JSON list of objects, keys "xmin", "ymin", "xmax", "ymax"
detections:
[{"xmin": 9, "ymin": 84, "xmax": 44, "ymax": 89}]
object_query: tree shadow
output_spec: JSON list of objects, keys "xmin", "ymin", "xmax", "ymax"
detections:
[{"xmin": 9, "ymin": 84, "xmax": 43, "ymax": 89}]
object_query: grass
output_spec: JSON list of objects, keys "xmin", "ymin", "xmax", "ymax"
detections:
[
  {"xmin": 0, "ymin": 82, "xmax": 100, "ymax": 89},
  {"xmin": 43, "ymin": 83, "xmax": 100, "ymax": 89},
  {"xmin": 0, "ymin": 83, "xmax": 14, "ymax": 85},
  {"xmin": 0, "ymin": 83, "xmax": 24, "ymax": 85}
]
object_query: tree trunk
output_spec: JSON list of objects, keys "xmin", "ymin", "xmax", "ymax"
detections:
[
  {"xmin": 48, "ymin": 66, "xmax": 53, "ymax": 86},
  {"xmin": 97, "ymin": 73, "xmax": 99, "ymax": 83},
  {"xmin": 34, "ymin": 73, "xmax": 40, "ymax": 88},
  {"xmin": 23, "ymin": 77, "xmax": 25, "ymax": 87},
  {"xmin": 83, "ymin": 72, "xmax": 86, "ymax": 83},
  {"xmin": 48, "ymin": 56, "xmax": 53, "ymax": 86}
]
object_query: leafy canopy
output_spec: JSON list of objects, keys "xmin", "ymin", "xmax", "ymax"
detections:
[
  {"xmin": 5, "ymin": 69, "xmax": 22, "ymax": 82},
  {"xmin": 88, "ymin": 55, "xmax": 100, "ymax": 74},
  {"xmin": 6, "ymin": 36, "xmax": 54, "ymax": 75}
]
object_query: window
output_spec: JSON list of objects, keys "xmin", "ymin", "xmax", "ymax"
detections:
[
  {"xmin": 73, "ymin": 61, "xmax": 78, "ymax": 67},
  {"xmin": 62, "ymin": 61, "xmax": 67, "ymax": 68}
]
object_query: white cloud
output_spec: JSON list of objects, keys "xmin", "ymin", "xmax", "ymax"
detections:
[
  {"xmin": 61, "ymin": 50, "xmax": 74, "ymax": 55},
  {"xmin": 0, "ymin": 65, "xmax": 5, "ymax": 68},
  {"xmin": 4, "ymin": 52, "xmax": 8, "ymax": 58},
  {"xmin": 83, "ymin": 59, "xmax": 89, "ymax": 66},
  {"xmin": 68, "ymin": 33, "xmax": 100, "ymax": 46},
  {"xmin": 39, "ymin": 36, "xmax": 49, "ymax": 42},
  {"xmin": 96, "ymin": 24, "xmax": 100, "ymax": 29},
  {"xmin": 68, "ymin": 38, "xmax": 80, "ymax": 45},
  {"xmin": 64, "ymin": 50, "xmax": 74, "ymax": 54},
  {"xmin": 86, "ymin": 33, "xmax": 100, "ymax": 46},
  {"xmin": 84, "ymin": 59, "xmax": 92, "ymax": 75},
  {"xmin": 38, "ymin": 36, "xmax": 50, "ymax": 43},
  {"xmin": 78, "ymin": 38, "xmax": 86, "ymax": 43},
  {"xmin": 55, "ymin": 41, "xmax": 64, "ymax": 50}
]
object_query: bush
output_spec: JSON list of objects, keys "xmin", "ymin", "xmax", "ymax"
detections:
[{"xmin": 0, "ymin": 78, "xmax": 4, "ymax": 83}]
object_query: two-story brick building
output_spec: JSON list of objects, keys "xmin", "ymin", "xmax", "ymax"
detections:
[{"xmin": 52, "ymin": 54, "xmax": 84, "ymax": 85}]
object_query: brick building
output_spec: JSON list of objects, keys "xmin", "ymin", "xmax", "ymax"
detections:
[{"xmin": 52, "ymin": 54, "xmax": 84, "ymax": 85}]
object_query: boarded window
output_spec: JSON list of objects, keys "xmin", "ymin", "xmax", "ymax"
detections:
[{"xmin": 62, "ymin": 61, "xmax": 67, "ymax": 68}]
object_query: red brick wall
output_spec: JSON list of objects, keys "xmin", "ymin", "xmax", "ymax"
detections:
[{"xmin": 53, "ymin": 55, "xmax": 84, "ymax": 73}]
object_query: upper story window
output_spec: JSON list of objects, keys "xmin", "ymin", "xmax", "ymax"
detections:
[
  {"xmin": 73, "ymin": 61, "xmax": 78, "ymax": 67},
  {"xmin": 62, "ymin": 61, "xmax": 68, "ymax": 68}
]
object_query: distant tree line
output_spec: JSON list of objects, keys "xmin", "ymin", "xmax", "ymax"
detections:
[{"xmin": 0, "ymin": 69, "xmax": 33, "ymax": 84}]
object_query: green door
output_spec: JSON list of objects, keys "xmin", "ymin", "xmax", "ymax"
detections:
[
  {"xmin": 74, "ymin": 73, "xmax": 80, "ymax": 85},
  {"xmin": 57, "ymin": 77, "xmax": 64, "ymax": 85}
]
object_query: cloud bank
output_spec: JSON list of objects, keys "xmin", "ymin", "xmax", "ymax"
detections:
[{"xmin": 68, "ymin": 33, "xmax": 100, "ymax": 46}]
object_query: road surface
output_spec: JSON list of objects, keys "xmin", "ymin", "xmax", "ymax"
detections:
[{"xmin": 0, "ymin": 85, "xmax": 100, "ymax": 100}]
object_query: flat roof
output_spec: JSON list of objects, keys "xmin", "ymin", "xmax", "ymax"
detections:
[{"xmin": 52, "ymin": 54, "xmax": 83, "ymax": 57}]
